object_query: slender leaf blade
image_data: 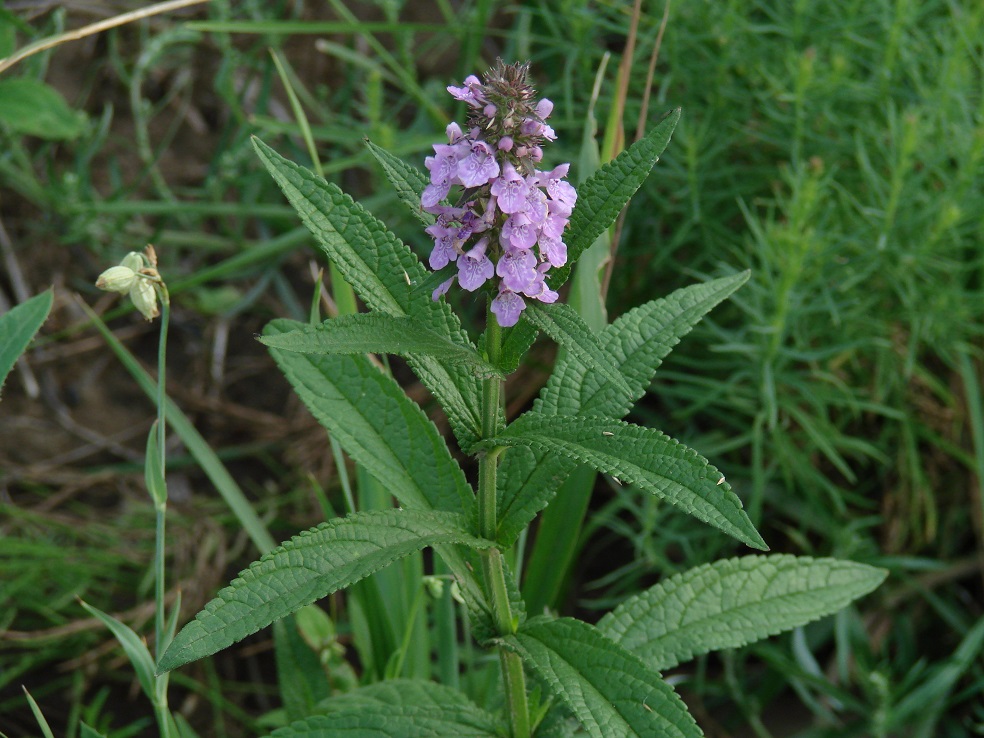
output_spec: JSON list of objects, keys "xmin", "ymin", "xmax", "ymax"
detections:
[
  {"xmin": 550, "ymin": 108, "xmax": 681, "ymax": 289},
  {"xmin": 158, "ymin": 510, "xmax": 492, "ymax": 673},
  {"xmin": 598, "ymin": 555, "xmax": 887, "ymax": 671},
  {"xmin": 498, "ymin": 273, "xmax": 750, "ymax": 545},
  {"xmin": 261, "ymin": 313, "xmax": 501, "ymax": 377},
  {"xmin": 0, "ymin": 288, "xmax": 52, "ymax": 399},
  {"xmin": 253, "ymin": 136, "xmax": 482, "ymax": 447},
  {"xmin": 79, "ymin": 599, "xmax": 156, "ymax": 701},
  {"xmin": 265, "ymin": 319, "xmax": 473, "ymax": 515},
  {"xmin": 538, "ymin": 272, "xmax": 751, "ymax": 417},
  {"xmin": 492, "ymin": 415, "xmax": 767, "ymax": 550},
  {"xmin": 497, "ymin": 617, "xmax": 701, "ymax": 738}
]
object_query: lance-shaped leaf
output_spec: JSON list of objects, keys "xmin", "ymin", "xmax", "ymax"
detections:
[
  {"xmin": 269, "ymin": 679, "xmax": 502, "ymax": 737},
  {"xmin": 0, "ymin": 288, "xmax": 52, "ymax": 399},
  {"xmin": 158, "ymin": 510, "xmax": 492, "ymax": 673},
  {"xmin": 497, "ymin": 273, "xmax": 751, "ymax": 545},
  {"xmin": 597, "ymin": 555, "xmax": 887, "ymax": 671},
  {"xmin": 499, "ymin": 109, "xmax": 682, "ymax": 369},
  {"xmin": 260, "ymin": 313, "xmax": 502, "ymax": 378},
  {"xmin": 554, "ymin": 108, "xmax": 681, "ymax": 288},
  {"xmin": 265, "ymin": 319, "xmax": 473, "ymax": 516},
  {"xmin": 253, "ymin": 137, "xmax": 483, "ymax": 448},
  {"xmin": 497, "ymin": 617, "xmax": 701, "ymax": 738},
  {"xmin": 364, "ymin": 139, "xmax": 433, "ymax": 226},
  {"xmin": 523, "ymin": 302, "xmax": 631, "ymax": 399},
  {"xmin": 538, "ymin": 272, "xmax": 750, "ymax": 418},
  {"xmin": 490, "ymin": 416, "xmax": 767, "ymax": 550}
]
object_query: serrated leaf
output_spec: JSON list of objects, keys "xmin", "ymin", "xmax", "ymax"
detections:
[
  {"xmin": 0, "ymin": 79, "xmax": 87, "ymax": 139},
  {"xmin": 491, "ymin": 416, "xmax": 767, "ymax": 550},
  {"xmin": 523, "ymin": 302, "xmax": 630, "ymax": 399},
  {"xmin": 538, "ymin": 272, "xmax": 751, "ymax": 418},
  {"xmin": 158, "ymin": 510, "xmax": 492, "ymax": 673},
  {"xmin": 79, "ymin": 599, "xmax": 156, "ymax": 701},
  {"xmin": 597, "ymin": 555, "xmax": 887, "ymax": 671},
  {"xmin": 0, "ymin": 288, "xmax": 52, "ymax": 400},
  {"xmin": 498, "ymin": 110, "xmax": 681, "ymax": 371},
  {"xmin": 497, "ymin": 617, "xmax": 701, "ymax": 738},
  {"xmin": 253, "ymin": 136, "xmax": 483, "ymax": 448},
  {"xmin": 364, "ymin": 139, "xmax": 433, "ymax": 226},
  {"xmin": 261, "ymin": 313, "xmax": 501, "ymax": 378},
  {"xmin": 497, "ymin": 274, "xmax": 750, "ymax": 546},
  {"xmin": 265, "ymin": 318, "xmax": 473, "ymax": 516},
  {"xmin": 270, "ymin": 679, "xmax": 502, "ymax": 737},
  {"xmin": 551, "ymin": 109, "xmax": 681, "ymax": 289}
]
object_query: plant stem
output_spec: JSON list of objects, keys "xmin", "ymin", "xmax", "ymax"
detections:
[
  {"xmin": 477, "ymin": 308, "xmax": 530, "ymax": 738},
  {"xmin": 154, "ymin": 287, "xmax": 169, "ymax": 657},
  {"xmin": 154, "ymin": 284, "xmax": 171, "ymax": 738}
]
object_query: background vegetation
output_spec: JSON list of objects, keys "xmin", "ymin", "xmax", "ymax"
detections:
[{"xmin": 1, "ymin": 0, "xmax": 981, "ymax": 736}]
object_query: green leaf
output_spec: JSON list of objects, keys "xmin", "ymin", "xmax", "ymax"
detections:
[
  {"xmin": 253, "ymin": 136, "xmax": 483, "ymax": 448},
  {"xmin": 265, "ymin": 318, "xmax": 473, "ymax": 515},
  {"xmin": 552, "ymin": 108, "xmax": 681, "ymax": 289},
  {"xmin": 0, "ymin": 79, "xmax": 88, "ymax": 139},
  {"xmin": 260, "ymin": 313, "xmax": 501, "ymax": 378},
  {"xmin": 79, "ymin": 599, "xmax": 156, "ymax": 702},
  {"xmin": 523, "ymin": 302, "xmax": 630, "ymax": 399},
  {"xmin": 498, "ymin": 109, "xmax": 682, "ymax": 369},
  {"xmin": 0, "ymin": 288, "xmax": 52, "ymax": 400},
  {"xmin": 491, "ymin": 415, "xmax": 767, "ymax": 550},
  {"xmin": 497, "ymin": 617, "xmax": 701, "ymax": 738},
  {"xmin": 538, "ymin": 272, "xmax": 751, "ymax": 418},
  {"xmin": 598, "ymin": 555, "xmax": 887, "ymax": 671},
  {"xmin": 21, "ymin": 688, "xmax": 56, "ymax": 738},
  {"xmin": 158, "ymin": 510, "xmax": 492, "ymax": 673},
  {"xmin": 497, "ymin": 274, "xmax": 750, "ymax": 546},
  {"xmin": 364, "ymin": 139, "xmax": 433, "ymax": 226},
  {"xmin": 144, "ymin": 421, "xmax": 167, "ymax": 508},
  {"xmin": 274, "ymin": 615, "xmax": 330, "ymax": 722},
  {"xmin": 79, "ymin": 724, "xmax": 109, "ymax": 738},
  {"xmin": 269, "ymin": 679, "xmax": 502, "ymax": 737}
]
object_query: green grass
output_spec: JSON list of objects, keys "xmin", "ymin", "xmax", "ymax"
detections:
[{"xmin": 1, "ymin": 0, "xmax": 981, "ymax": 736}]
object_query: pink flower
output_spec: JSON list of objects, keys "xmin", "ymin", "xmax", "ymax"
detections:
[
  {"xmin": 490, "ymin": 162, "xmax": 530, "ymax": 214},
  {"xmin": 491, "ymin": 287, "xmax": 526, "ymax": 327}
]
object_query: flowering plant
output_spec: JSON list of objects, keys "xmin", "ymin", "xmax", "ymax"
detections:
[{"xmin": 157, "ymin": 62, "xmax": 885, "ymax": 737}]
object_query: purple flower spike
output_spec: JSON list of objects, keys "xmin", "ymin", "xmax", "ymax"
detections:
[
  {"xmin": 419, "ymin": 61, "xmax": 578, "ymax": 327},
  {"xmin": 491, "ymin": 287, "xmax": 526, "ymax": 327}
]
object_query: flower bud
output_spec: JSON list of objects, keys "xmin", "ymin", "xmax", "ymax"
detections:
[
  {"xmin": 130, "ymin": 278, "xmax": 160, "ymax": 321},
  {"xmin": 95, "ymin": 265, "xmax": 137, "ymax": 293}
]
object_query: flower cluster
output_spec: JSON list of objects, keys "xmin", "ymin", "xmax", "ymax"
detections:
[
  {"xmin": 422, "ymin": 61, "xmax": 576, "ymax": 327},
  {"xmin": 95, "ymin": 245, "xmax": 161, "ymax": 320}
]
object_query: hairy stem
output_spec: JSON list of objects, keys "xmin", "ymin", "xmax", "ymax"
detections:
[{"xmin": 478, "ymin": 309, "xmax": 530, "ymax": 738}]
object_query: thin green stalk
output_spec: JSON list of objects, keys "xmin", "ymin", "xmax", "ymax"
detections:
[
  {"xmin": 154, "ymin": 282, "xmax": 171, "ymax": 738},
  {"xmin": 478, "ymin": 307, "xmax": 530, "ymax": 738},
  {"xmin": 154, "ymin": 285, "xmax": 169, "ymax": 657}
]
